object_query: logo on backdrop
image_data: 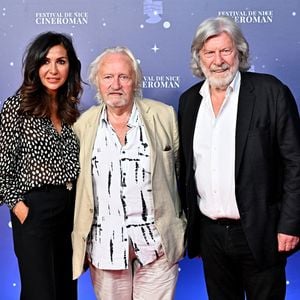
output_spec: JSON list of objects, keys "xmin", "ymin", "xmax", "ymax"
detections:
[
  {"xmin": 35, "ymin": 11, "xmax": 88, "ymax": 25},
  {"xmin": 218, "ymin": 10, "xmax": 273, "ymax": 23},
  {"xmin": 143, "ymin": 75, "xmax": 180, "ymax": 89},
  {"xmin": 144, "ymin": 0, "xmax": 163, "ymax": 24}
]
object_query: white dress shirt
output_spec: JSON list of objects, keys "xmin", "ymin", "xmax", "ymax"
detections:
[{"xmin": 193, "ymin": 71, "xmax": 241, "ymax": 220}]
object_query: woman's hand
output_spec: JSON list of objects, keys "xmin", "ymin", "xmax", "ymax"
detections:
[{"xmin": 13, "ymin": 201, "xmax": 29, "ymax": 224}]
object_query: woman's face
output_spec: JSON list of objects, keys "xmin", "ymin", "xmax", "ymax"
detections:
[{"xmin": 38, "ymin": 44, "xmax": 70, "ymax": 97}]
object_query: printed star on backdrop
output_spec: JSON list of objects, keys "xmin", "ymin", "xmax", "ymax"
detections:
[{"xmin": 151, "ymin": 44, "xmax": 159, "ymax": 53}]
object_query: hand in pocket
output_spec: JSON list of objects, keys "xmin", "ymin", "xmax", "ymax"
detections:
[{"xmin": 13, "ymin": 201, "xmax": 29, "ymax": 224}]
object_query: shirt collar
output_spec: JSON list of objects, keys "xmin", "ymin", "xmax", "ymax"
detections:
[{"xmin": 100, "ymin": 102, "xmax": 140, "ymax": 128}]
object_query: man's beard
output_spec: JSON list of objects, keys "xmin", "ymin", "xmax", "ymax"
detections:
[
  {"xmin": 105, "ymin": 97, "xmax": 128, "ymax": 108},
  {"xmin": 100, "ymin": 92, "xmax": 130, "ymax": 108},
  {"xmin": 200, "ymin": 57, "xmax": 239, "ymax": 89}
]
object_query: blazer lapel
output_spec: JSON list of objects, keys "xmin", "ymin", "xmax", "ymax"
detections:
[
  {"xmin": 235, "ymin": 74, "xmax": 255, "ymax": 179},
  {"xmin": 84, "ymin": 105, "xmax": 103, "ymax": 203},
  {"xmin": 185, "ymin": 93, "xmax": 202, "ymax": 181},
  {"xmin": 136, "ymin": 100, "xmax": 157, "ymax": 177}
]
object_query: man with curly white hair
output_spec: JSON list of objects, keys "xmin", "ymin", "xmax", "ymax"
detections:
[{"xmin": 72, "ymin": 46, "xmax": 186, "ymax": 300}]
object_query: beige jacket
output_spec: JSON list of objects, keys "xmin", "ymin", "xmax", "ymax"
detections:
[{"xmin": 72, "ymin": 98, "xmax": 186, "ymax": 279}]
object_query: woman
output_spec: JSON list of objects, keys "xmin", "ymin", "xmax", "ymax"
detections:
[{"xmin": 0, "ymin": 32, "xmax": 83, "ymax": 300}]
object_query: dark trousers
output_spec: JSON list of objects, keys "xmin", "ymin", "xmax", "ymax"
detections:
[
  {"xmin": 10, "ymin": 184, "xmax": 77, "ymax": 300},
  {"xmin": 199, "ymin": 215, "xmax": 286, "ymax": 300}
]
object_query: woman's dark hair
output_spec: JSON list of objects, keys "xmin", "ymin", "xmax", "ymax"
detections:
[{"xmin": 18, "ymin": 31, "xmax": 83, "ymax": 124}]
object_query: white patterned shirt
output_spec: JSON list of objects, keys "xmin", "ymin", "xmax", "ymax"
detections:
[{"xmin": 87, "ymin": 103, "xmax": 161, "ymax": 270}]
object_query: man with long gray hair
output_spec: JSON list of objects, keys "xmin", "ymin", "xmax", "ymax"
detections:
[{"xmin": 178, "ymin": 16, "xmax": 300, "ymax": 299}]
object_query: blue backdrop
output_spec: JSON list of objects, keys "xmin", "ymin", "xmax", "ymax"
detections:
[{"xmin": 1, "ymin": 0, "xmax": 299, "ymax": 299}]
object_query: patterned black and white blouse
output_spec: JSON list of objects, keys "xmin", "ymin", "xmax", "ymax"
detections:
[{"xmin": 0, "ymin": 94, "xmax": 80, "ymax": 209}]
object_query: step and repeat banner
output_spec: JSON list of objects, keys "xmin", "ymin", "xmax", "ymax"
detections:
[{"xmin": 0, "ymin": 0, "xmax": 299, "ymax": 299}]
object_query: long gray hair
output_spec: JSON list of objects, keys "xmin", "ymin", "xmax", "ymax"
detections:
[{"xmin": 190, "ymin": 16, "xmax": 251, "ymax": 78}]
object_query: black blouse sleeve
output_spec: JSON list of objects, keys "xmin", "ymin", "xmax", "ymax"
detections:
[{"xmin": 0, "ymin": 95, "xmax": 25, "ymax": 209}]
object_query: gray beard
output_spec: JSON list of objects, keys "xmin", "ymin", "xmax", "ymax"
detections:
[
  {"xmin": 200, "ymin": 58, "xmax": 239, "ymax": 89},
  {"xmin": 207, "ymin": 70, "xmax": 237, "ymax": 89}
]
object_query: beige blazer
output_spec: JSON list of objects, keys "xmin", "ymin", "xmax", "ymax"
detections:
[{"xmin": 72, "ymin": 98, "xmax": 186, "ymax": 279}]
